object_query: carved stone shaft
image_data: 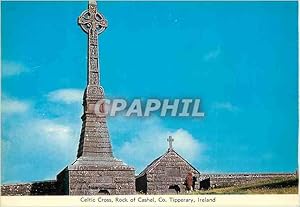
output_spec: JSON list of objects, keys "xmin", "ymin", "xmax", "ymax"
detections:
[{"xmin": 77, "ymin": 1, "xmax": 111, "ymax": 158}]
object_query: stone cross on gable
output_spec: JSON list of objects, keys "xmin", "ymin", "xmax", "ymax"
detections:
[{"xmin": 167, "ymin": 136, "xmax": 174, "ymax": 151}]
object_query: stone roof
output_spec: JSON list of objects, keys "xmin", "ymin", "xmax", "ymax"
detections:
[{"xmin": 136, "ymin": 149, "xmax": 200, "ymax": 179}]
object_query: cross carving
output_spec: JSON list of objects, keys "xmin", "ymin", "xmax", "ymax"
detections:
[
  {"xmin": 78, "ymin": 1, "xmax": 107, "ymax": 87},
  {"xmin": 167, "ymin": 136, "xmax": 174, "ymax": 151},
  {"xmin": 78, "ymin": 3, "xmax": 108, "ymax": 35}
]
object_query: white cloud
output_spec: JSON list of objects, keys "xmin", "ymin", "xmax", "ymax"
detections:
[
  {"xmin": 2, "ymin": 98, "xmax": 30, "ymax": 114},
  {"xmin": 114, "ymin": 117, "xmax": 205, "ymax": 174},
  {"xmin": 33, "ymin": 119, "xmax": 74, "ymax": 144},
  {"xmin": 213, "ymin": 102, "xmax": 239, "ymax": 112},
  {"xmin": 2, "ymin": 96, "xmax": 80, "ymax": 150},
  {"xmin": 170, "ymin": 129, "xmax": 203, "ymax": 162},
  {"xmin": 2, "ymin": 61, "xmax": 29, "ymax": 77},
  {"xmin": 203, "ymin": 47, "xmax": 221, "ymax": 61},
  {"xmin": 2, "ymin": 94, "xmax": 81, "ymax": 183},
  {"xmin": 5, "ymin": 116, "xmax": 78, "ymax": 154},
  {"xmin": 47, "ymin": 88, "xmax": 83, "ymax": 104},
  {"xmin": 2, "ymin": 114, "xmax": 80, "ymax": 183}
]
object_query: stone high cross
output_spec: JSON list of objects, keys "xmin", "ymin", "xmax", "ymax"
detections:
[
  {"xmin": 56, "ymin": 0, "xmax": 135, "ymax": 195},
  {"xmin": 167, "ymin": 136, "xmax": 174, "ymax": 151},
  {"xmin": 76, "ymin": 0, "xmax": 113, "ymax": 158},
  {"xmin": 78, "ymin": 0, "xmax": 107, "ymax": 86}
]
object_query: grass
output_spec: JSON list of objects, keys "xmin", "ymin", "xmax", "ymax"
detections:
[{"xmin": 192, "ymin": 177, "xmax": 298, "ymax": 194}]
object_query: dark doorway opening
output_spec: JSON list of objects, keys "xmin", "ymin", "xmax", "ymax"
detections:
[{"xmin": 99, "ymin": 189, "xmax": 110, "ymax": 195}]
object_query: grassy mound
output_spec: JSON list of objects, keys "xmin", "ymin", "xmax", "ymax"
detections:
[{"xmin": 193, "ymin": 177, "xmax": 298, "ymax": 194}]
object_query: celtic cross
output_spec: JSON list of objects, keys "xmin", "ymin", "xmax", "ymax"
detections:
[{"xmin": 78, "ymin": 0, "xmax": 108, "ymax": 86}]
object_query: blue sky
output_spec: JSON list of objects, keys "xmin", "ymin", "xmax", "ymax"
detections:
[{"xmin": 1, "ymin": 1, "xmax": 298, "ymax": 184}]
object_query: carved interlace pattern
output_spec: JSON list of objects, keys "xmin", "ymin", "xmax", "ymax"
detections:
[
  {"xmin": 78, "ymin": 5, "xmax": 107, "ymax": 35},
  {"xmin": 78, "ymin": 3, "xmax": 107, "ymax": 86}
]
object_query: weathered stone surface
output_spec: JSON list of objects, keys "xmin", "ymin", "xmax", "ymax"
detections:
[
  {"xmin": 200, "ymin": 173, "xmax": 297, "ymax": 188},
  {"xmin": 56, "ymin": 1, "xmax": 135, "ymax": 196},
  {"xmin": 57, "ymin": 164, "xmax": 135, "ymax": 195},
  {"xmin": 1, "ymin": 181, "xmax": 57, "ymax": 196},
  {"xmin": 136, "ymin": 149, "xmax": 200, "ymax": 194}
]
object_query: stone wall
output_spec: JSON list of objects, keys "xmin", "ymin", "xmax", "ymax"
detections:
[
  {"xmin": 2, "ymin": 173, "xmax": 296, "ymax": 195},
  {"xmin": 1, "ymin": 180, "xmax": 57, "ymax": 196},
  {"xmin": 201, "ymin": 173, "xmax": 297, "ymax": 188}
]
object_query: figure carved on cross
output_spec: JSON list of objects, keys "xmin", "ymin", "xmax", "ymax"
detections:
[
  {"xmin": 78, "ymin": 0, "xmax": 108, "ymax": 35},
  {"xmin": 167, "ymin": 136, "xmax": 174, "ymax": 151}
]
